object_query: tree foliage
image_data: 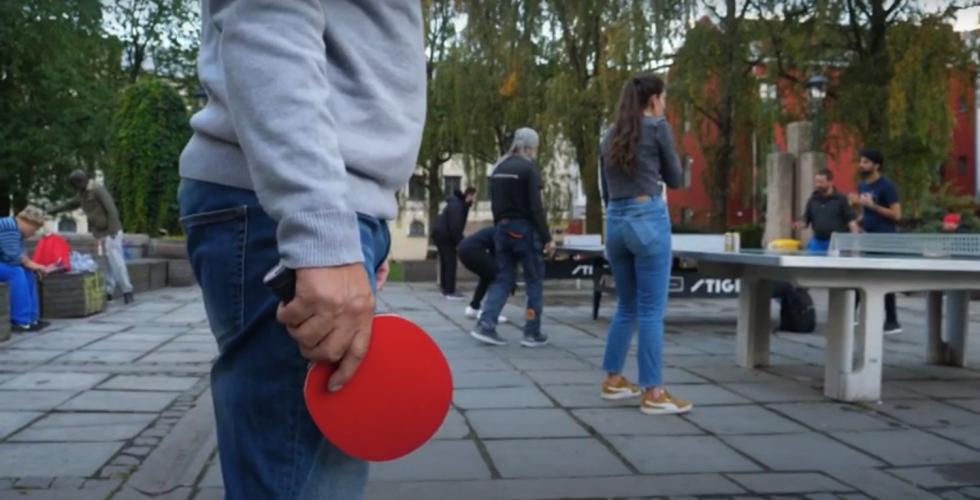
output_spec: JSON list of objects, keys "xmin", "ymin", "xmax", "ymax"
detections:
[
  {"xmin": 671, "ymin": 0, "xmax": 764, "ymax": 229},
  {"xmin": 108, "ymin": 78, "xmax": 189, "ymax": 235},
  {"xmin": 754, "ymin": 0, "xmax": 974, "ymax": 218},
  {"xmin": 103, "ymin": 0, "xmax": 199, "ymax": 88},
  {"xmin": 0, "ymin": 0, "xmax": 124, "ymax": 214}
]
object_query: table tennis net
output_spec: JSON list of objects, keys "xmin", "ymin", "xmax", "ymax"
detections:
[{"xmin": 828, "ymin": 233, "xmax": 980, "ymax": 258}]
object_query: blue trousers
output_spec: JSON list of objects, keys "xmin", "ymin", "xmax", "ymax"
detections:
[
  {"xmin": 602, "ymin": 197, "xmax": 672, "ymax": 387},
  {"xmin": 807, "ymin": 237, "xmax": 830, "ymax": 253},
  {"xmin": 179, "ymin": 179, "xmax": 389, "ymax": 500},
  {"xmin": 0, "ymin": 263, "xmax": 39, "ymax": 325},
  {"xmin": 477, "ymin": 219, "xmax": 544, "ymax": 336}
]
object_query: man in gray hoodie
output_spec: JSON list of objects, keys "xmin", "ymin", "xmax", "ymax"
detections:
[{"xmin": 177, "ymin": 1, "xmax": 425, "ymax": 498}]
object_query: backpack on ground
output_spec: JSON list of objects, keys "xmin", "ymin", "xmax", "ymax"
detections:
[{"xmin": 772, "ymin": 282, "xmax": 816, "ymax": 333}]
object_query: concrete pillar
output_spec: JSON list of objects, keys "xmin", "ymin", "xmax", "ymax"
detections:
[
  {"xmin": 786, "ymin": 121, "xmax": 814, "ymax": 158},
  {"xmin": 796, "ymin": 152, "xmax": 827, "ymax": 244},
  {"xmin": 765, "ymin": 152, "xmax": 795, "ymax": 247}
]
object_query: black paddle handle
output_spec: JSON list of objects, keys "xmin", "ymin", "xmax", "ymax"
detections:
[{"xmin": 264, "ymin": 263, "xmax": 296, "ymax": 304}]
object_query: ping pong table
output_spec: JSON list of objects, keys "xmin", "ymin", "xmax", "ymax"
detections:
[
  {"xmin": 553, "ymin": 234, "xmax": 731, "ymax": 319},
  {"xmin": 675, "ymin": 244, "xmax": 979, "ymax": 402}
]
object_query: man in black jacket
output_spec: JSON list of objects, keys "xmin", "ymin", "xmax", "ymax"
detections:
[
  {"xmin": 470, "ymin": 127, "xmax": 552, "ymax": 348},
  {"xmin": 433, "ymin": 187, "xmax": 476, "ymax": 299}
]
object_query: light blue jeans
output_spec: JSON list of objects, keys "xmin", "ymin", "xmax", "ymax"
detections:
[
  {"xmin": 179, "ymin": 179, "xmax": 385, "ymax": 500},
  {"xmin": 602, "ymin": 197, "xmax": 672, "ymax": 387}
]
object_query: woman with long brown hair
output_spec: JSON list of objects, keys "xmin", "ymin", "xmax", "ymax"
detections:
[{"xmin": 598, "ymin": 74, "xmax": 691, "ymax": 414}]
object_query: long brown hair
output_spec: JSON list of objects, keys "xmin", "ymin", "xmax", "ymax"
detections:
[{"xmin": 605, "ymin": 74, "xmax": 666, "ymax": 175}]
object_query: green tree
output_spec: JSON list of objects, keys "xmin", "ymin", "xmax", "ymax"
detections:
[
  {"xmin": 543, "ymin": 0, "xmax": 687, "ymax": 233},
  {"xmin": 104, "ymin": 0, "xmax": 199, "ymax": 90},
  {"xmin": 0, "ymin": 0, "xmax": 123, "ymax": 214},
  {"xmin": 757, "ymin": 0, "xmax": 973, "ymax": 218},
  {"xmin": 108, "ymin": 78, "xmax": 190, "ymax": 235}
]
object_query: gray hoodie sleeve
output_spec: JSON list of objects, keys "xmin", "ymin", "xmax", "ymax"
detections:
[{"xmin": 209, "ymin": 0, "xmax": 362, "ymax": 268}]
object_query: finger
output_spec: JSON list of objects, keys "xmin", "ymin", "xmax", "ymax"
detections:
[
  {"xmin": 376, "ymin": 261, "xmax": 390, "ymax": 290},
  {"xmin": 276, "ymin": 297, "xmax": 316, "ymax": 328},
  {"xmin": 284, "ymin": 313, "xmax": 334, "ymax": 351},
  {"xmin": 328, "ymin": 326, "xmax": 372, "ymax": 391},
  {"xmin": 315, "ymin": 319, "xmax": 356, "ymax": 364}
]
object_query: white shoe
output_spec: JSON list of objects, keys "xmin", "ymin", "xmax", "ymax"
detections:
[{"xmin": 465, "ymin": 306, "xmax": 507, "ymax": 323}]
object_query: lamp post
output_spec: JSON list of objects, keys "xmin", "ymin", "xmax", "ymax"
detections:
[{"xmin": 805, "ymin": 73, "xmax": 828, "ymax": 149}]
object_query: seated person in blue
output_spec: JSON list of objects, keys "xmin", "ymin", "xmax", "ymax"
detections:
[{"xmin": 0, "ymin": 206, "xmax": 55, "ymax": 332}]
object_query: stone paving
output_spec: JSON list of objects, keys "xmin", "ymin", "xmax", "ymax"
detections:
[{"xmin": 0, "ymin": 283, "xmax": 978, "ymax": 500}]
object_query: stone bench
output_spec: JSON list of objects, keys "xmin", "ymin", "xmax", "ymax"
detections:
[
  {"xmin": 146, "ymin": 239, "xmax": 195, "ymax": 287},
  {"xmin": 125, "ymin": 258, "xmax": 169, "ymax": 294},
  {"xmin": 39, "ymin": 272, "xmax": 106, "ymax": 319},
  {"xmin": 0, "ymin": 282, "xmax": 9, "ymax": 341}
]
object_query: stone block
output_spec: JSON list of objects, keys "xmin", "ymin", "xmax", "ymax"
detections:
[
  {"xmin": 765, "ymin": 153, "xmax": 796, "ymax": 246},
  {"xmin": 370, "ymin": 440, "xmax": 490, "ymax": 481},
  {"xmin": 729, "ymin": 472, "xmax": 851, "ymax": 494},
  {"xmin": 723, "ymin": 433, "xmax": 883, "ymax": 470},
  {"xmin": 9, "ymin": 413, "xmax": 154, "ymax": 442},
  {"xmin": 832, "ymin": 429, "xmax": 980, "ymax": 466},
  {"xmin": 0, "ymin": 442, "xmax": 124, "ymax": 477},
  {"xmin": 148, "ymin": 239, "xmax": 187, "ymax": 259},
  {"xmin": 610, "ymin": 435, "xmax": 761, "ymax": 474},
  {"xmin": 167, "ymin": 259, "xmax": 195, "ymax": 287},
  {"xmin": 685, "ymin": 405, "xmax": 809, "ymax": 435},
  {"xmin": 453, "ymin": 386, "xmax": 553, "ymax": 410},
  {"xmin": 787, "ymin": 121, "xmax": 814, "ymax": 157},
  {"xmin": 485, "ymin": 438, "xmax": 630, "ymax": 478},
  {"xmin": 468, "ymin": 409, "xmax": 588, "ymax": 439}
]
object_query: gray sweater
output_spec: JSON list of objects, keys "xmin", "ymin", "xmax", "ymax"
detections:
[
  {"xmin": 180, "ymin": 0, "xmax": 426, "ymax": 268},
  {"xmin": 599, "ymin": 116, "xmax": 682, "ymax": 204}
]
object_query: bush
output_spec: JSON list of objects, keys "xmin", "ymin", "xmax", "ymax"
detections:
[
  {"xmin": 904, "ymin": 183, "xmax": 979, "ymax": 233},
  {"xmin": 729, "ymin": 223, "xmax": 764, "ymax": 249},
  {"xmin": 108, "ymin": 78, "xmax": 190, "ymax": 235}
]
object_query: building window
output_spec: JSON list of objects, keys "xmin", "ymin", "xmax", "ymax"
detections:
[
  {"xmin": 681, "ymin": 156, "xmax": 693, "ymax": 189},
  {"xmin": 443, "ymin": 175, "xmax": 461, "ymax": 197},
  {"xmin": 408, "ymin": 175, "xmax": 426, "ymax": 201},
  {"xmin": 959, "ymin": 95, "xmax": 969, "ymax": 113},
  {"xmin": 683, "ymin": 105, "xmax": 692, "ymax": 133},
  {"xmin": 959, "ymin": 156, "xmax": 968, "ymax": 173},
  {"xmin": 408, "ymin": 220, "xmax": 425, "ymax": 238}
]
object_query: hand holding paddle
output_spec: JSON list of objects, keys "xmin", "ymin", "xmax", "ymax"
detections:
[
  {"xmin": 264, "ymin": 264, "xmax": 453, "ymax": 462},
  {"xmin": 272, "ymin": 264, "xmax": 374, "ymax": 391}
]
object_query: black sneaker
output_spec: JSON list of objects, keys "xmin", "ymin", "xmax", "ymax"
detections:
[
  {"xmin": 123, "ymin": 292, "xmax": 134, "ymax": 304},
  {"xmin": 11, "ymin": 323, "xmax": 33, "ymax": 333},
  {"xmin": 444, "ymin": 292, "xmax": 465, "ymax": 301},
  {"xmin": 470, "ymin": 327, "xmax": 507, "ymax": 346},
  {"xmin": 521, "ymin": 333, "xmax": 549, "ymax": 348},
  {"xmin": 30, "ymin": 320, "xmax": 50, "ymax": 331},
  {"xmin": 884, "ymin": 322, "xmax": 902, "ymax": 335}
]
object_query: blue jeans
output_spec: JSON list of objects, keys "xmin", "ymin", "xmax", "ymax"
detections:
[
  {"xmin": 179, "ymin": 179, "xmax": 388, "ymax": 500},
  {"xmin": 0, "ymin": 263, "xmax": 38, "ymax": 325},
  {"xmin": 807, "ymin": 237, "xmax": 830, "ymax": 253},
  {"xmin": 477, "ymin": 219, "xmax": 544, "ymax": 336},
  {"xmin": 602, "ymin": 197, "xmax": 671, "ymax": 387}
]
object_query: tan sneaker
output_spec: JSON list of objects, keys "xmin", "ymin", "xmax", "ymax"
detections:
[
  {"xmin": 641, "ymin": 389, "xmax": 693, "ymax": 415},
  {"xmin": 601, "ymin": 376, "xmax": 642, "ymax": 400}
]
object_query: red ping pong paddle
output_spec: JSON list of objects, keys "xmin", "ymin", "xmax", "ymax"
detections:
[{"xmin": 264, "ymin": 264, "xmax": 453, "ymax": 462}]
